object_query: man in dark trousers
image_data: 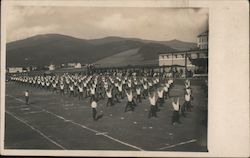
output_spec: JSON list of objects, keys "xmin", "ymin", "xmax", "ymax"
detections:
[
  {"xmin": 106, "ymin": 87, "xmax": 113, "ymax": 107},
  {"xmin": 136, "ymin": 85, "xmax": 142, "ymax": 103},
  {"xmin": 90, "ymin": 96, "xmax": 98, "ymax": 121},
  {"xmin": 148, "ymin": 90, "xmax": 157, "ymax": 118},
  {"xmin": 181, "ymin": 91, "xmax": 191, "ymax": 117},
  {"xmin": 24, "ymin": 90, "xmax": 29, "ymax": 105},
  {"xmin": 124, "ymin": 88, "xmax": 135, "ymax": 112},
  {"xmin": 172, "ymin": 97, "xmax": 181, "ymax": 125},
  {"xmin": 157, "ymin": 86, "xmax": 164, "ymax": 107}
]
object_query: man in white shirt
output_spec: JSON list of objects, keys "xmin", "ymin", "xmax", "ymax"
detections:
[
  {"xmin": 142, "ymin": 82, "xmax": 148, "ymax": 99},
  {"xmin": 83, "ymin": 81, "xmax": 87, "ymax": 98},
  {"xmin": 69, "ymin": 84, "xmax": 74, "ymax": 97},
  {"xmin": 112, "ymin": 84, "xmax": 120, "ymax": 103},
  {"xmin": 90, "ymin": 85, "xmax": 96, "ymax": 100},
  {"xmin": 124, "ymin": 88, "xmax": 135, "ymax": 112},
  {"xmin": 78, "ymin": 84, "xmax": 84, "ymax": 100},
  {"xmin": 90, "ymin": 97, "xmax": 98, "ymax": 121},
  {"xmin": 24, "ymin": 90, "xmax": 29, "ymax": 105},
  {"xmin": 118, "ymin": 82, "xmax": 124, "ymax": 99},
  {"xmin": 172, "ymin": 97, "xmax": 181, "ymax": 125},
  {"xmin": 181, "ymin": 92, "xmax": 191, "ymax": 117},
  {"xmin": 186, "ymin": 87, "xmax": 193, "ymax": 107},
  {"xmin": 148, "ymin": 91, "xmax": 157, "ymax": 118},
  {"xmin": 106, "ymin": 88, "xmax": 113, "ymax": 107},
  {"xmin": 52, "ymin": 82, "xmax": 57, "ymax": 93},
  {"xmin": 60, "ymin": 83, "xmax": 64, "ymax": 95},
  {"xmin": 163, "ymin": 82, "xmax": 169, "ymax": 99},
  {"xmin": 185, "ymin": 91, "xmax": 192, "ymax": 112},
  {"xmin": 136, "ymin": 86, "xmax": 142, "ymax": 103},
  {"xmin": 157, "ymin": 86, "xmax": 164, "ymax": 107}
]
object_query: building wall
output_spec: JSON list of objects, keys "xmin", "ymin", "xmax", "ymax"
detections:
[
  {"xmin": 159, "ymin": 54, "xmax": 194, "ymax": 67},
  {"xmin": 75, "ymin": 63, "xmax": 81, "ymax": 68},
  {"xmin": 48, "ymin": 65, "xmax": 55, "ymax": 71},
  {"xmin": 8, "ymin": 67, "xmax": 23, "ymax": 73},
  {"xmin": 159, "ymin": 51, "xmax": 207, "ymax": 68},
  {"xmin": 197, "ymin": 35, "xmax": 208, "ymax": 49}
]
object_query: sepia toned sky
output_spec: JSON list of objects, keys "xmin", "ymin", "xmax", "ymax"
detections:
[{"xmin": 6, "ymin": 6, "xmax": 208, "ymax": 43}]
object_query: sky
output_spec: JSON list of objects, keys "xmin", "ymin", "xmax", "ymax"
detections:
[{"xmin": 6, "ymin": 6, "xmax": 208, "ymax": 43}]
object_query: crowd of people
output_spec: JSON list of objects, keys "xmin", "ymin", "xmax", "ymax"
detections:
[{"xmin": 9, "ymin": 71, "xmax": 198, "ymax": 125}]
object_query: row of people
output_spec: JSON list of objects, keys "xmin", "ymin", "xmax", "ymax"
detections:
[{"xmin": 11, "ymin": 72, "xmax": 194, "ymax": 125}]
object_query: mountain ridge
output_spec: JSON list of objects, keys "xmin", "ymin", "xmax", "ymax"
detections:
[{"xmin": 6, "ymin": 34, "xmax": 197, "ymax": 67}]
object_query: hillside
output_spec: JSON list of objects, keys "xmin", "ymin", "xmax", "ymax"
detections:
[
  {"xmin": 6, "ymin": 34, "xmax": 143, "ymax": 67},
  {"xmin": 6, "ymin": 34, "xmax": 195, "ymax": 67},
  {"xmin": 95, "ymin": 48, "xmax": 142, "ymax": 67}
]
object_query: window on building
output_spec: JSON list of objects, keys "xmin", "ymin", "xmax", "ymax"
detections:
[{"xmin": 175, "ymin": 55, "xmax": 178, "ymax": 58}]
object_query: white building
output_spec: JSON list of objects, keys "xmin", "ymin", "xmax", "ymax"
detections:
[
  {"xmin": 159, "ymin": 51, "xmax": 207, "ymax": 67},
  {"xmin": 48, "ymin": 64, "xmax": 55, "ymax": 71},
  {"xmin": 197, "ymin": 31, "xmax": 208, "ymax": 49},
  {"xmin": 159, "ymin": 30, "xmax": 208, "ymax": 69},
  {"xmin": 67, "ymin": 63, "xmax": 76, "ymax": 67},
  {"xmin": 159, "ymin": 52, "xmax": 188, "ymax": 67},
  {"xmin": 8, "ymin": 67, "xmax": 23, "ymax": 73},
  {"xmin": 159, "ymin": 50, "xmax": 207, "ymax": 66},
  {"xmin": 75, "ymin": 63, "xmax": 81, "ymax": 68}
]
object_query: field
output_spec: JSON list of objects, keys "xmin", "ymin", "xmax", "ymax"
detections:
[{"xmin": 4, "ymin": 79, "xmax": 207, "ymax": 151}]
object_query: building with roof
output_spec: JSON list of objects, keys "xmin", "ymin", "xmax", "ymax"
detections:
[
  {"xmin": 197, "ymin": 31, "xmax": 208, "ymax": 49},
  {"xmin": 7, "ymin": 67, "xmax": 23, "ymax": 73},
  {"xmin": 159, "ymin": 31, "xmax": 208, "ymax": 76}
]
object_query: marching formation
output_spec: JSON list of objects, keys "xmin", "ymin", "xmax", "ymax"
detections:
[{"xmin": 10, "ymin": 71, "xmax": 195, "ymax": 124}]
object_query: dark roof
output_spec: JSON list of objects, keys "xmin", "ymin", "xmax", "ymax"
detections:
[
  {"xmin": 197, "ymin": 31, "xmax": 208, "ymax": 37},
  {"xmin": 159, "ymin": 48, "xmax": 208, "ymax": 55}
]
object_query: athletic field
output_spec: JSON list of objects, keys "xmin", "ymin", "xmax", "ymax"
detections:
[{"xmin": 4, "ymin": 79, "xmax": 207, "ymax": 151}]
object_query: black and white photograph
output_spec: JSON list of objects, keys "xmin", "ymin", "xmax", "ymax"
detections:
[
  {"xmin": 4, "ymin": 4, "xmax": 209, "ymax": 152},
  {"xmin": 1, "ymin": 0, "xmax": 249, "ymax": 157}
]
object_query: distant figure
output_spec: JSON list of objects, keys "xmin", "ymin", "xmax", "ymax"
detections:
[
  {"xmin": 118, "ymin": 82, "xmax": 124, "ymax": 99},
  {"xmin": 136, "ymin": 86, "xmax": 142, "ymax": 103},
  {"xmin": 24, "ymin": 90, "xmax": 29, "ymax": 105},
  {"xmin": 124, "ymin": 88, "xmax": 135, "ymax": 112},
  {"xmin": 60, "ymin": 83, "xmax": 64, "ymax": 95},
  {"xmin": 90, "ymin": 97, "xmax": 98, "ymax": 121},
  {"xmin": 69, "ymin": 84, "xmax": 74, "ymax": 97},
  {"xmin": 90, "ymin": 85, "xmax": 96, "ymax": 100},
  {"xmin": 148, "ymin": 91, "xmax": 157, "ymax": 118},
  {"xmin": 172, "ymin": 97, "xmax": 181, "ymax": 125},
  {"xmin": 106, "ymin": 88, "xmax": 113, "ymax": 107},
  {"xmin": 181, "ymin": 91, "xmax": 191, "ymax": 117},
  {"xmin": 78, "ymin": 84, "xmax": 83, "ymax": 100},
  {"xmin": 157, "ymin": 86, "xmax": 164, "ymax": 107},
  {"xmin": 163, "ymin": 82, "xmax": 169, "ymax": 99}
]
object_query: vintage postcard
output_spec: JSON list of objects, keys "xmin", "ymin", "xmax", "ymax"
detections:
[{"xmin": 0, "ymin": 0, "xmax": 249, "ymax": 157}]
